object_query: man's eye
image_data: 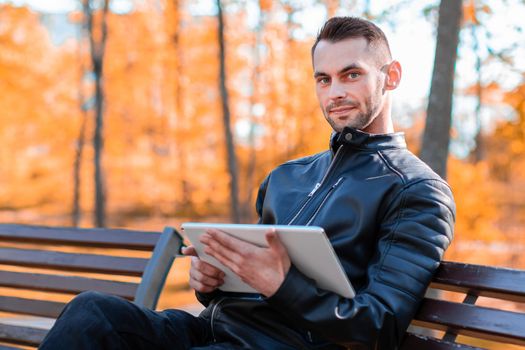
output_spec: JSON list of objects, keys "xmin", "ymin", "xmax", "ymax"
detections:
[
  {"xmin": 317, "ymin": 77, "xmax": 330, "ymax": 85},
  {"xmin": 348, "ymin": 72, "xmax": 360, "ymax": 79}
]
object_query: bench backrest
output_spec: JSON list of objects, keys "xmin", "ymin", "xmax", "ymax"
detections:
[
  {"xmin": 402, "ymin": 261, "xmax": 525, "ymax": 349},
  {"xmin": 0, "ymin": 223, "xmax": 182, "ymax": 348}
]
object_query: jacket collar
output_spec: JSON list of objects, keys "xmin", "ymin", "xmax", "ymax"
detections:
[{"xmin": 330, "ymin": 127, "xmax": 407, "ymax": 154}]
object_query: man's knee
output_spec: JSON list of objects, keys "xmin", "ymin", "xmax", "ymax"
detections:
[
  {"xmin": 66, "ymin": 291, "xmax": 116, "ymax": 312},
  {"xmin": 61, "ymin": 290, "xmax": 132, "ymax": 326}
]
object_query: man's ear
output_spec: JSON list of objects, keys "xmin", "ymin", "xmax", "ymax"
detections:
[{"xmin": 384, "ymin": 60, "xmax": 402, "ymax": 91}]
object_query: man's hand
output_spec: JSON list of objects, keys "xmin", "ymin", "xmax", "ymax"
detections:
[
  {"xmin": 182, "ymin": 246, "xmax": 225, "ymax": 293},
  {"xmin": 200, "ymin": 228, "xmax": 291, "ymax": 297}
]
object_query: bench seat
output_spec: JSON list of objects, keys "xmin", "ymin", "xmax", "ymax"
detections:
[{"xmin": 1, "ymin": 224, "xmax": 523, "ymax": 349}]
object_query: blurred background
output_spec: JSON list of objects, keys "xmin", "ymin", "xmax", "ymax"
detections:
[{"xmin": 0, "ymin": 0, "xmax": 524, "ymax": 347}]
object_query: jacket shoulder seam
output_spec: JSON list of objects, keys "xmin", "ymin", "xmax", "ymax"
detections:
[
  {"xmin": 377, "ymin": 151, "xmax": 453, "ymax": 192},
  {"xmin": 376, "ymin": 150, "xmax": 407, "ymax": 185}
]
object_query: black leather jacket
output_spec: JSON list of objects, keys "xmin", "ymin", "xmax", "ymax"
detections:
[{"xmin": 197, "ymin": 128, "xmax": 456, "ymax": 350}]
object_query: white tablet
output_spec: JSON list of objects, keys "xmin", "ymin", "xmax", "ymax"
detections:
[{"xmin": 181, "ymin": 222, "xmax": 355, "ymax": 298}]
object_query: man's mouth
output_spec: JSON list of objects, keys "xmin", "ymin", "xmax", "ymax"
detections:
[{"xmin": 328, "ymin": 106, "xmax": 356, "ymax": 116}]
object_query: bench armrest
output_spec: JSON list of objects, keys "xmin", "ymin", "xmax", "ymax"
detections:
[{"xmin": 133, "ymin": 227, "xmax": 183, "ymax": 309}]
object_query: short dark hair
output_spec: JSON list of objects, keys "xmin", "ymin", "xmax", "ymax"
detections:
[{"xmin": 312, "ymin": 16, "xmax": 392, "ymax": 61}]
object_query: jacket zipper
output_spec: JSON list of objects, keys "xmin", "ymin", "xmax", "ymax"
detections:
[
  {"xmin": 210, "ymin": 297, "xmax": 226, "ymax": 342},
  {"xmin": 287, "ymin": 144, "xmax": 345, "ymax": 225},
  {"xmin": 307, "ymin": 330, "xmax": 314, "ymax": 342},
  {"xmin": 305, "ymin": 176, "xmax": 344, "ymax": 226}
]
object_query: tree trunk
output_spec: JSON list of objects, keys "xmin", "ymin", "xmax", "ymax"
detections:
[
  {"xmin": 217, "ymin": 0, "xmax": 240, "ymax": 223},
  {"xmin": 72, "ymin": 8, "xmax": 89, "ymax": 227},
  {"xmin": 72, "ymin": 112, "xmax": 87, "ymax": 227},
  {"xmin": 419, "ymin": 0, "xmax": 462, "ymax": 179},
  {"xmin": 84, "ymin": 0, "xmax": 110, "ymax": 227},
  {"xmin": 471, "ymin": 23, "xmax": 484, "ymax": 163}
]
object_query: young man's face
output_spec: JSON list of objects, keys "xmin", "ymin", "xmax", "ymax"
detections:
[{"xmin": 313, "ymin": 37, "xmax": 389, "ymax": 133}]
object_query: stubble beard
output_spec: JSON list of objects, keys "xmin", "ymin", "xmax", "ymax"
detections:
[{"xmin": 324, "ymin": 94, "xmax": 382, "ymax": 133}]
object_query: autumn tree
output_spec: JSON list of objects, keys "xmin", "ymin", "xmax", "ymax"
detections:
[
  {"xmin": 217, "ymin": 0, "xmax": 241, "ymax": 223},
  {"xmin": 72, "ymin": 6, "xmax": 90, "ymax": 227},
  {"xmin": 83, "ymin": 0, "xmax": 109, "ymax": 227}
]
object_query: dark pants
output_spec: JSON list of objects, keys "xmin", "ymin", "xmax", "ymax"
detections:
[{"xmin": 39, "ymin": 291, "xmax": 241, "ymax": 350}]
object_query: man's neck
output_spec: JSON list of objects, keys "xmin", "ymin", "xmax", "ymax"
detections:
[
  {"xmin": 363, "ymin": 97, "xmax": 394, "ymax": 134},
  {"xmin": 363, "ymin": 112, "xmax": 394, "ymax": 134}
]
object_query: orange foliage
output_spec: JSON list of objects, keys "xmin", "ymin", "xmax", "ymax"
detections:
[
  {"xmin": 463, "ymin": 81, "xmax": 506, "ymax": 105},
  {"xmin": 463, "ymin": 0, "xmax": 478, "ymax": 25},
  {"xmin": 259, "ymin": 0, "xmax": 273, "ymax": 12},
  {"xmin": 448, "ymin": 158, "xmax": 503, "ymax": 243},
  {"xmin": 0, "ymin": 1, "xmax": 524, "ymax": 272},
  {"xmin": 462, "ymin": 0, "xmax": 492, "ymax": 26},
  {"xmin": 0, "ymin": 2, "xmax": 330, "ymax": 223},
  {"xmin": 0, "ymin": 5, "xmax": 80, "ymax": 212}
]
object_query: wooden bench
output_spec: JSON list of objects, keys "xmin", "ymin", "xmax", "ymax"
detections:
[
  {"xmin": 1, "ymin": 223, "xmax": 524, "ymax": 350},
  {"xmin": 0, "ymin": 223, "xmax": 183, "ymax": 349},
  {"xmin": 401, "ymin": 261, "xmax": 525, "ymax": 349}
]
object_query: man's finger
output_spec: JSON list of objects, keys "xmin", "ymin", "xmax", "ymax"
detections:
[
  {"xmin": 189, "ymin": 268, "xmax": 224, "ymax": 287},
  {"xmin": 194, "ymin": 258, "xmax": 225, "ymax": 278},
  {"xmin": 201, "ymin": 232, "xmax": 245, "ymax": 265},
  {"xmin": 204, "ymin": 245, "xmax": 240, "ymax": 275},
  {"xmin": 189, "ymin": 276, "xmax": 218, "ymax": 293},
  {"xmin": 182, "ymin": 246, "xmax": 197, "ymax": 257},
  {"xmin": 204, "ymin": 229, "xmax": 261, "ymax": 265},
  {"xmin": 205, "ymin": 229, "xmax": 249, "ymax": 252}
]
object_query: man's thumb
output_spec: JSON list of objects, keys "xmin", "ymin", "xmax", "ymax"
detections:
[{"xmin": 266, "ymin": 230, "xmax": 284, "ymax": 252}]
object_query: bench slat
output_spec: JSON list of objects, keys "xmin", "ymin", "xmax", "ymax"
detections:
[
  {"xmin": 412, "ymin": 298, "xmax": 525, "ymax": 346},
  {"xmin": 0, "ymin": 296, "xmax": 65, "ymax": 318},
  {"xmin": 432, "ymin": 261, "xmax": 525, "ymax": 302},
  {"xmin": 401, "ymin": 333, "xmax": 483, "ymax": 350},
  {"xmin": 0, "ymin": 323, "xmax": 47, "ymax": 347},
  {"xmin": 0, "ymin": 344, "xmax": 26, "ymax": 350},
  {"xmin": 0, "ymin": 270, "xmax": 138, "ymax": 299},
  {"xmin": 0, "ymin": 224, "xmax": 160, "ymax": 251},
  {"xmin": 0, "ymin": 247, "xmax": 148, "ymax": 276}
]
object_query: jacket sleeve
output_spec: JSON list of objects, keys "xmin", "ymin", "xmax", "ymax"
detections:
[
  {"xmin": 195, "ymin": 174, "xmax": 271, "ymax": 307},
  {"xmin": 265, "ymin": 179, "xmax": 456, "ymax": 349}
]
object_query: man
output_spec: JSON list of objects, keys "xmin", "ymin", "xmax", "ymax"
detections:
[{"xmin": 40, "ymin": 16, "xmax": 455, "ymax": 350}]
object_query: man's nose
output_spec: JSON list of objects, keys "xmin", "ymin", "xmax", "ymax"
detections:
[{"xmin": 328, "ymin": 81, "xmax": 347, "ymax": 100}]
